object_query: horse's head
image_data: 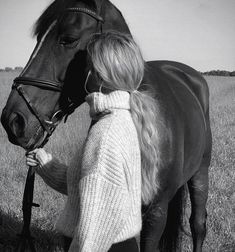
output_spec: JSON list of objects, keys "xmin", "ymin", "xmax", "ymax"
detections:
[{"xmin": 1, "ymin": 0, "xmax": 130, "ymax": 150}]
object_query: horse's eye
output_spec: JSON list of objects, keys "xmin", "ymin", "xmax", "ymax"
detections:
[{"xmin": 59, "ymin": 36, "xmax": 79, "ymax": 48}]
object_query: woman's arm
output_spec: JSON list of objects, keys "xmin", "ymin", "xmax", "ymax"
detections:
[
  {"xmin": 69, "ymin": 172, "xmax": 127, "ymax": 252},
  {"xmin": 26, "ymin": 149, "xmax": 68, "ymax": 195},
  {"xmin": 68, "ymin": 120, "xmax": 128, "ymax": 251}
]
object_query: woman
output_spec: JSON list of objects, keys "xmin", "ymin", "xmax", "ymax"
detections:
[{"xmin": 26, "ymin": 31, "xmax": 161, "ymax": 252}]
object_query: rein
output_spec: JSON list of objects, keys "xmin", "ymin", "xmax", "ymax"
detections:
[{"xmin": 14, "ymin": 6, "xmax": 104, "ymax": 251}]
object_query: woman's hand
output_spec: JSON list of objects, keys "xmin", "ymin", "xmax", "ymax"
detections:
[{"xmin": 26, "ymin": 148, "xmax": 52, "ymax": 168}]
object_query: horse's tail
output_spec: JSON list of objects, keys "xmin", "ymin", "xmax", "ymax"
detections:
[{"xmin": 159, "ymin": 185, "xmax": 187, "ymax": 252}]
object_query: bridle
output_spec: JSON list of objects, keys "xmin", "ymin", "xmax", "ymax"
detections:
[
  {"xmin": 12, "ymin": 7, "xmax": 104, "ymax": 145},
  {"xmin": 66, "ymin": 7, "xmax": 104, "ymax": 23},
  {"xmin": 14, "ymin": 6, "xmax": 105, "ymax": 252}
]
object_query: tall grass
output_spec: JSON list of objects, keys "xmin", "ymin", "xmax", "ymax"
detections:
[{"xmin": 0, "ymin": 72, "xmax": 234, "ymax": 251}]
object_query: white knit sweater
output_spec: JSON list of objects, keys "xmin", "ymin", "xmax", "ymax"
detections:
[{"xmin": 37, "ymin": 90, "xmax": 142, "ymax": 252}]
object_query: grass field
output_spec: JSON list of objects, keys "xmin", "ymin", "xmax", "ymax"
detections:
[{"xmin": 0, "ymin": 71, "xmax": 234, "ymax": 251}]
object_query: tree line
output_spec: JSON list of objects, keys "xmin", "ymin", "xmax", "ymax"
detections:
[
  {"xmin": 0, "ymin": 67, "xmax": 23, "ymax": 72},
  {"xmin": 1, "ymin": 67, "xmax": 235, "ymax": 77},
  {"xmin": 201, "ymin": 70, "xmax": 235, "ymax": 76}
]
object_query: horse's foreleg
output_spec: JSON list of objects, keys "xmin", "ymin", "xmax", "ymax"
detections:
[
  {"xmin": 140, "ymin": 200, "xmax": 168, "ymax": 252},
  {"xmin": 188, "ymin": 157, "xmax": 209, "ymax": 252}
]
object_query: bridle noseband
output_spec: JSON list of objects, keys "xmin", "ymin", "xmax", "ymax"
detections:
[
  {"xmin": 12, "ymin": 77, "xmax": 64, "ymax": 137},
  {"xmin": 12, "ymin": 7, "xmax": 104, "ymax": 143}
]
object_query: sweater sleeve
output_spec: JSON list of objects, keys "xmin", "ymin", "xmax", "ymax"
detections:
[
  {"xmin": 68, "ymin": 119, "xmax": 128, "ymax": 251},
  {"xmin": 69, "ymin": 173, "xmax": 127, "ymax": 252},
  {"xmin": 36, "ymin": 158, "xmax": 68, "ymax": 195}
]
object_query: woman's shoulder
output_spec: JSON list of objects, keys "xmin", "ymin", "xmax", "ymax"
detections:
[
  {"xmin": 90, "ymin": 110, "xmax": 134, "ymax": 139},
  {"xmin": 89, "ymin": 112, "xmax": 115, "ymax": 137},
  {"xmin": 90, "ymin": 111, "xmax": 138, "ymax": 161},
  {"xmin": 81, "ymin": 110, "xmax": 139, "ymax": 178},
  {"xmin": 80, "ymin": 112, "xmax": 125, "ymax": 177}
]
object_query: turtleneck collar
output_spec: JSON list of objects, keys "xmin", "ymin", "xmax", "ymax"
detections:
[{"xmin": 85, "ymin": 90, "xmax": 130, "ymax": 119}]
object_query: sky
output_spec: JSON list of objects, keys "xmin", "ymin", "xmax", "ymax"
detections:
[{"xmin": 0, "ymin": 0, "xmax": 234, "ymax": 71}]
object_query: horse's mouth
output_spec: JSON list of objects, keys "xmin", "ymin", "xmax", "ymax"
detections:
[
  {"xmin": 25, "ymin": 125, "xmax": 47, "ymax": 151},
  {"xmin": 7, "ymin": 132, "xmax": 20, "ymax": 146}
]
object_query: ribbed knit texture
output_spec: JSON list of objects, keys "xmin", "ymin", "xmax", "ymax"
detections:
[{"xmin": 37, "ymin": 90, "xmax": 142, "ymax": 252}]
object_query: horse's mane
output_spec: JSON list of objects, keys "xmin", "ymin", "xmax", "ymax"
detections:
[{"xmin": 33, "ymin": 0, "xmax": 97, "ymax": 39}]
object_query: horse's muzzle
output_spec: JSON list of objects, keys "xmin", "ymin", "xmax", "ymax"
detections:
[{"xmin": 1, "ymin": 107, "xmax": 26, "ymax": 145}]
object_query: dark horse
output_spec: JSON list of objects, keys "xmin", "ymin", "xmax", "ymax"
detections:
[{"xmin": 1, "ymin": 0, "xmax": 212, "ymax": 251}]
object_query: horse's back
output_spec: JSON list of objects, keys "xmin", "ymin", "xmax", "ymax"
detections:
[
  {"xmin": 143, "ymin": 60, "xmax": 210, "ymax": 194},
  {"xmin": 146, "ymin": 60, "xmax": 209, "ymax": 114}
]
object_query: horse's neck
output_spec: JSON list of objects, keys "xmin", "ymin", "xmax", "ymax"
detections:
[{"xmin": 101, "ymin": 0, "xmax": 131, "ymax": 34}]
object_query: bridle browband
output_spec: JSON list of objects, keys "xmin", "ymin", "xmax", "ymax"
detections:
[
  {"xmin": 65, "ymin": 7, "xmax": 104, "ymax": 33},
  {"xmin": 66, "ymin": 7, "xmax": 104, "ymax": 23},
  {"xmin": 12, "ymin": 6, "xmax": 104, "ymax": 142}
]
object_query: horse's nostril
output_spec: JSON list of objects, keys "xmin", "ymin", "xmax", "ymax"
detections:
[{"xmin": 9, "ymin": 112, "xmax": 26, "ymax": 138}]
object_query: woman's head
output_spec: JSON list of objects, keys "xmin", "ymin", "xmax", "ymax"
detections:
[
  {"xmin": 87, "ymin": 31, "xmax": 162, "ymax": 205},
  {"xmin": 86, "ymin": 31, "xmax": 145, "ymax": 93}
]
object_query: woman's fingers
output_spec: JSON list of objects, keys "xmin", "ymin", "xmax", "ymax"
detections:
[
  {"xmin": 26, "ymin": 148, "xmax": 52, "ymax": 168},
  {"xmin": 26, "ymin": 157, "xmax": 39, "ymax": 167},
  {"xmin": 26, "ymin": 161, "xmax": 38, "ymax": 167},
  {"xmin": 26, "ymin": 156, "xmax": 38, "ymax": 163},
  {"xmin": 27, "ymin": 148, "xmax": 52, "ymax": 167},
  {"xmin": 27, "ymin": 148, "xmax": 39, "ymax": 155},
  {"xmin": 26, "ymin": 153, "xmax": 35, "ymax": 159}
]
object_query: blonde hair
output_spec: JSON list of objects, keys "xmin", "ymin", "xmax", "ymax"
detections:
[{"xmin": 87, "ymin": 31, "xmax": 161, "ymax": 205}]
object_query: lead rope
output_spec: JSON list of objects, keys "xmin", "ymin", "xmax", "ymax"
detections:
[
  {"xmin": 15, "ymin": 167, "xmax": 38, "ymax": 252},
  {"xmin": 15, "ymin": 117, "xmax": 97, "ymax": 252},
  {"xmin": 15, "ymin": 137, "xmax": 49, "ymax": 252}
]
